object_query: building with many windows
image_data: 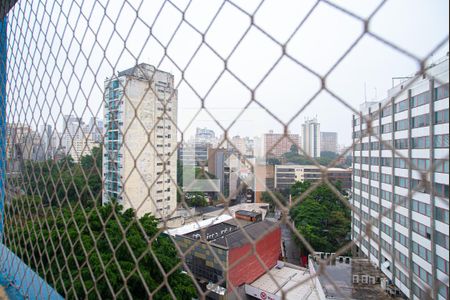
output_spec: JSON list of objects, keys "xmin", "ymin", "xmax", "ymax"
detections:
[
  {"xmin": 274, "ymin": 164, "xmax": 352, "ymax": 190},
  {"xmin": 103, "ymin": 64, "xmax": 178, "ymax": 219},
  {"xmin": 320, "ymin": 131, "xmax": 338, "ymax": 153},
  {"xmin": 263, "ymin": 130, "xmax": 300, "ymax": 158},
  {"xmin": 351, "ymin": 57, "xmax": 449, "ymax": 300}
]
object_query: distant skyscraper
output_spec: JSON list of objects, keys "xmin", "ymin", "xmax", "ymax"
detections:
[
  {"xmin": 320, "ymin": 132, "xmax": 338, "ymax": 153},
  {"xmin": 263, "ymin": 130, "xmax": 300, "ymax": 158},
  {"xmin": 103, "ymin": 64, "xmax": 178, "ymax": 219},
  {"xmin": 351, "ymin": 58, "xmax": 449, "ymax": 299},
  {"xmin": 301, "ymin": 117, "xmax": 320, "ymax": 158}
]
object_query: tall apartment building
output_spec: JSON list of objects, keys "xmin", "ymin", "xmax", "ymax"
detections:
[
  {"xmin": 301, "ymin": 117, "xmax": 320, "ymax": 157},
  {"xmin": 320, "ymin": 131, "xmax": 338, "ymax": 153},
  {"xmin": 103, "ymin": 64, "xmax": 178, "ymax": 219},
  {"xmin": 263, "ymin": 130, "xmax": 300, "ymax": 158},
  {"xmin": 351, "ymin": 58, "xmax": 449, "ymax": 300}
]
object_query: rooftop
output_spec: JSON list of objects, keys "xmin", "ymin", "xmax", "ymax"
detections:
[
  {"xmin": 311, "ymin": 256, "xmax": 391, "ymax": 300},
  {"xmin": 235, "ymin": 210, "xmax": 261, "ymax": 217},
  {"xmin": 245, "ymin": 262, "xmax": 320, "ymax": 300},
  {"xmin": 184, "ymin": 219, "xmax": 277, "ymax": 248}
]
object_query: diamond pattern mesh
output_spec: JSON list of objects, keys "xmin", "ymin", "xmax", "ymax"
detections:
[{"xmin": 0, "ymin": 0, "xmax": 449, "ymax": 299}]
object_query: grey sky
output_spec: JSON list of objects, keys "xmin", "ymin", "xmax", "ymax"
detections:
[{"xmin": 6, "ymin": 0, "xmax": 449, "ymax": 146}]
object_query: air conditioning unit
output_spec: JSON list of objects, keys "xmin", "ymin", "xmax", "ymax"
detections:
[
  {"xmin": 369, "ymin": 276, "xmax": 376, "ymax": 285},
  {"xmin": 361, "ymin": 275, "xmax": 369, "ymax": 284},
  {"xmin": 352, "ymin": 275, "xmax": 360, "ymax": 284}
]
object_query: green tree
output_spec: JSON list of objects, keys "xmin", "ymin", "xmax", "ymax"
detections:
[
  {"xmin": 184, "ymin": 192, "xmax": 209, "ymax": 207},
  {"xmin": 289, "ymin": 181, "xmax": 350, "ymax": 254},
  {"xmin": 6, "ymin": 201, "xmax": 197, "ymax": 299},
  {"xmin": 289, "ymin": 144, "xmax": 298, "ymax": 154},
  {"xmin": 320, "ymin": 151, "xmax": 338, "ymax": 160},
  {"xmin": 261, "ymin": 190, "xmax": 287, "ymax": 211},
  {"xmin": 266, "ymin": 157, "xmax": 281, "ymax": 165}
]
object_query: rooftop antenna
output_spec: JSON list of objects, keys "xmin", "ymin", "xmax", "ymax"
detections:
[{"xmin": 364, "ymin": 82, "xmax": 367, "ymax": 104}]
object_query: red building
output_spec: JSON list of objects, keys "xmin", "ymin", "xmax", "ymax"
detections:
[
  {"xmin": 172, "ymin": 217, "xmax": 281, "ymax": 298},
  {"xmin": 228, "ymin": 224, "xmax": 281, "ymax": 287}
]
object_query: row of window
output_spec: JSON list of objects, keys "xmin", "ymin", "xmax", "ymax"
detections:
[
  {"xmin": 394, "ymin": 212, "xmax": 408, "ymax": 228},
  {"xmin": 396, "ymin": 249, "xmax": 409, "ymax": 268},
  {"xmin": 355, "ymin": 177, "xmax": 449, "ymax": 198},
  {"xmin": 395, "ymin": 231, "xmax": 408, "ymax": 247},
  {"xmin": 413, "ymin": 262, "xmax": 432, "ymax": 286},
  {"xmin": 354, "ymin": 134, "xmax": 449, "ymax": 150},
  {"xmin": 412, "ymin": 220, "xmax": 431, "ymax": 239},
  {"xmin": 353, "ymin": 84, "xmax": 449, "ymax": 126}
]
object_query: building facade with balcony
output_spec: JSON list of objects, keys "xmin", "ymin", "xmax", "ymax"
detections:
[
  {"xmin": 351, "ymin": 58, "xmax": 449, "ymax": 300},
  {"xmin": 103, "ymin": 64, "xmax": 178, "ymax": 219}
]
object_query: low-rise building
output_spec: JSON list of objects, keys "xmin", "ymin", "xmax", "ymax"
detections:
[
  {"xmin": 167, "ymin": 216, "xmax": 281, "ymax": 299},
  {"xmin": 274, "ymin": 164, "xmax": 352, "ymax": 190}
]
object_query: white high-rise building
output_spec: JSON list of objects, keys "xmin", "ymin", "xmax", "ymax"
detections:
[
  {"xmin": 351, "ymin": 57, "xmax": 449, "ymax": 300},
  {"xmin": 103, "ymin": 64, "xmax": 178, "ymax": 219},
  {"xmin": 301, "ymin": 117, "xmax": 320, "ymax": 157}
]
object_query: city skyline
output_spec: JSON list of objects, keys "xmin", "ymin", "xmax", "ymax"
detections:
[{"xmin": 4, "ymin": 1, "xmax": 448, "ymax": 147}]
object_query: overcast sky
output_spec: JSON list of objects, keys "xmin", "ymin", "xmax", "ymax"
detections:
[{"xmin": 6, "ymin": 0, "xmax": 449, "ymax": 146}]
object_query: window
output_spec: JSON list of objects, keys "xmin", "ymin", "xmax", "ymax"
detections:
[
  {"xmin": 370, "ymin": 186, "xmax": 379, "ymax": 196},
  {"xmin": 411, "ymin": 113, "xmax": 430, "ymax": 128},
  {"xmin": 434, "ymin": 159, "xmax": 449, "ymax": 173},
  {"xmin": 435, "ymin": 183, "xmax": 449, "ymax": 198},
  {"xmin": 395, "ymin": 99, "xmax": 408, "ymax": 112},
  {"xmin": 437, "ymin": 256, "xmax": 449, "ymax": 275},
  {"xmin": 435, "ymin": 207, "xmax": 449, "ymax": 224},
  {"xmin": 410, "ymin": 158, "xmax": 430, "ymax": 171},
  {"xmin": 381, "ymin": 105, "xmax": 392, "ymax": 117},
  {"xmin": 370, "ymin": 201, "xmax": 379, "ymax": 212},
  {"xmin": 382, "ymin": 123, "xmax": 392, "ymax": 133},
  {"xmin": 412, "ymin": 241, "xmax": 432, "ymax": 262},
  {"xmin": 394, "ymin": 212, "xmax": 408, "ymax": 227},
  {"xmin": 111, "ymin": 80, "xmax": 120, "ymax": 89},
  {"xmin": 413, "ymin": 263, "xmax": 432, "ymax": 286},
  {"xmin": 412, "ymin": 200, "xmax": 431, "ymax": 216},
  {"xmin": 394, "ymin": 176, "xmax": 408, "ymax": 188},
  {"xmin": 434, "ymin": 134, "xmax": 449, "ymax": 148},
  {"xmin": 395, "ymin": 119, "xmax": 409, "ymax": 131},
  {"xmin": 394, "ymin": 138, "xmax": 408, "ymax": 149},
  {"xmin": 395, "ymin": 250, "xmax": 409, "ymax": 268},
  {"xmin": 412, "ymin": 136, "xmax": 430, "ymax": 149},
  {"xmin": 435, "ymin": 109, "xmax": 449, "ymax": 124},
  {"xmin": 434, "ymin": 84, "xmax": 449, "ymax": 101},
  {"xmin": 395, "ymin": 231, "xmax": 408, "ymax": 247},
  {"xmin": 381, "ymin": 190, "xmax": 392, "ymax": 202},
  {"xmin": 410, "ymin": 91, "xmax": 430, "ymax": 108},
  {"xmin": 412, "ymin": 221, "xmax": 431, "ymax": 239},
  {"xmin": 436, "ymin": 231, "xmax": 449, "ymax": 249},
  {"xmin": 381, "ymin": 174, "xmax": 392, "ymax": 184},
  {"xmin": 381, "ymin": 158, "xmax": 392, "ymax": 167},
  {"xmin": 394, "ymin": 158, "xmax": 407, "ymax": 169},
  {"xmin": 380, "ymin": 222, "xmax": 392, "ymax": 236}
]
